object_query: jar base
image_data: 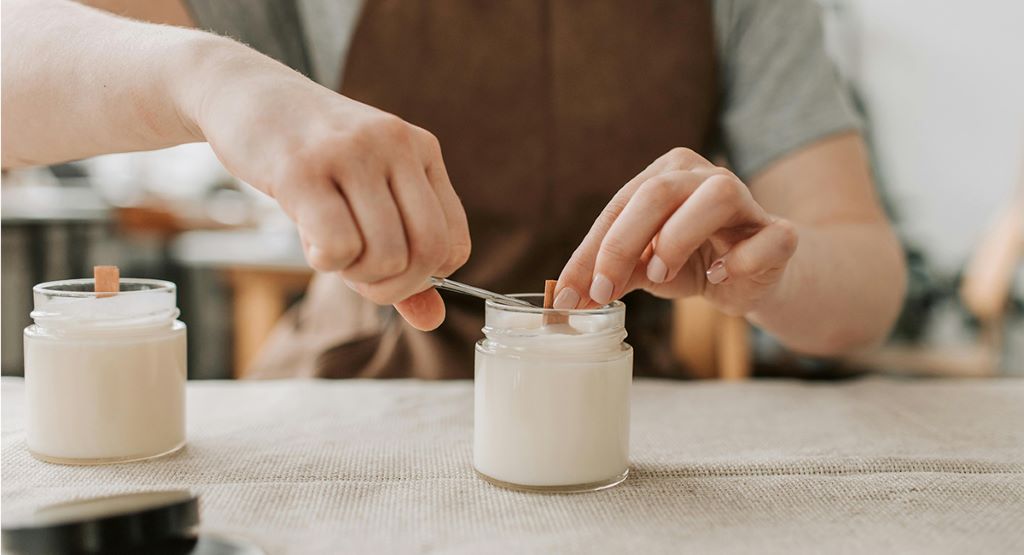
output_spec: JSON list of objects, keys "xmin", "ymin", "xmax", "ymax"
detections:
[
  {"xmin": 475, "ymin": 467, "xmax": 628, "ymax": 493},
  {"xmin": 29, "ymin": 441, "xmax": 185, "ymax": 466}
]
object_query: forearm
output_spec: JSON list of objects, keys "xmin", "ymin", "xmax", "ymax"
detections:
[
  {"xmin": 1, "ymin": 0, "xmax": 275, "ymax": 168},
  {"xmin": 749, "ymin": 221, "xmax": 907, "ymax": 355}
]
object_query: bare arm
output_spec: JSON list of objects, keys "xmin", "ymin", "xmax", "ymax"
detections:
[
  {"xmin": 1, "ymin": 0, "xmax": 207, "ymax": 166},
  {"xmin": 556, "ymin": 132, "xmax": 907, "ymax": 356},
  {"xmin": 745, "ymin": 132, "xmax": 906, "ymax": 353},
  {"xmin": 1, "ymin": 0, "xmax": 470, "ymax": 330}
]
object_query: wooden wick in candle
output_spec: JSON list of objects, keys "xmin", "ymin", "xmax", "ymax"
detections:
[
  {"xmin": 94, "ymin": 265, "xmax": 120, "ymax": 298},
  {"xmin": 543, "ymin": 279, "xmax": 568, "ymax": 325}
]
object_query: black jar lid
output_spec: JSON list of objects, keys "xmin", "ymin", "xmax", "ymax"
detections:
[{"xmin": 2, "ymin": 490, "xmax": 264, "ymax": 554}]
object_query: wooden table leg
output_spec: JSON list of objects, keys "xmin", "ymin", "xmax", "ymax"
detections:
[
  {"xmin": 231, "ymin": 272, "xmax": 287, "ymax": 378},
  {"xmin": 717, "ymin": 314, "xmax": 751, "ymax": 381},
  {"xmin": 673, "ymin": 297, "xmax": 751, "ymax": 380}
]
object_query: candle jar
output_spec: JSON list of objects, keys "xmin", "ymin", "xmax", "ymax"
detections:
[
  {"xmin": 24, "ymin": 278, "xmax": 187, "ymax": 465},
  {"xmin": 474, "ymin": 295, "xmax": 633, "ymax": 492}
]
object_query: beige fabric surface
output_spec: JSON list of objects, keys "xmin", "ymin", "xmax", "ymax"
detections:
[{"xmin": 2, "ymin": 377, "xmax": 1023, "ymax": 554}]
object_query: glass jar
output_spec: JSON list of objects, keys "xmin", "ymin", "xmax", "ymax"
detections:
[
  {"xmin": 24, "ymin": 278, "xmax": 187, "ymax": 464},
  {"xmin": 474, "ymin": 295, "xmax": 633, "ymax": 492}
]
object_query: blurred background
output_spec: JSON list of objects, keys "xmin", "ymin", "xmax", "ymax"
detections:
[{"xmin": 2, "ymin": 0, "xmax": 1021, "ymax": 380}]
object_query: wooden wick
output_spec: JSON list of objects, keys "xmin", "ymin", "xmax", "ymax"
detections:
[
  {"xmin": 543, "ymin": 279, "xmax": 568, "ymax": 325},
  {"xmin": 94, "ymin": 265, "xmax": 120, "ymax": 298}
]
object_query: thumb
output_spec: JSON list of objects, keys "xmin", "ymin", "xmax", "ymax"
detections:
[
  {"xmin": 394, "ymin": 288, "xmax": 447, "ymax": 331},
  {"xmin": 712, "ymin": 219, "xmax": 798, "ymax": 284}
]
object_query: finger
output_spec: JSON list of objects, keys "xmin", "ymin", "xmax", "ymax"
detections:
[
  {"xmin": 294, "ymin": 183, "xmax": 364, "ymax": 272},
  {"xmin": 553, "ymin": 164, "xmax": 667, "ymax": 309},
  {"xmin": 553, "ymin": 149, "xmax": 715, "ymax": 309},
  {"xmin": 394, "ymin": 288, "xmax": 447, "ymax": 331},
  {"xmin": 649, "ymin": 173, "xmax": 766, "ymax": 283},
  {"xmin": 655, "ymin": 147, "xmax": 718, "ymax": 172},
  {"xmin": 423, "ymin": 151, "xmax": 471, "ymax": 276},
  {"xmin": 709, "ymin": 218, "xmax": 799, "ymax": 285},
  {"xmin": 358, "ymin": 162, "xmax": 450, "ymax": 305},
  {"xmin": 337, "ymin": 172, "xmax": 410, "ymax": 283},
  {"xmin": 591, "ymin": 170, "xmax": 708, "ymax": 304}
]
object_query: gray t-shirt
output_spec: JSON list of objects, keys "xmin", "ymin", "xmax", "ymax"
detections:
[{"xmin": 186, "ymin": 0, "xmax": 859, "ymax": 179}]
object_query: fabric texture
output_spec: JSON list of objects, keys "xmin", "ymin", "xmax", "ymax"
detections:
[
  {"xmin": 714, "ymin": 0, "xmax": 862, "ymax": 178},
  {"xmin": 3, "ymin": 377, "xmax": 1022, "ymax": 554}
]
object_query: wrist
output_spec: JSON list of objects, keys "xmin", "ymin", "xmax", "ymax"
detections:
[
  {"xmin": 162, "ymin": 32, "xmax": 226, "ymax": 142},
  {"xmin": 169, "ymin": 32, "xmax": 289, "ymax": 143}
]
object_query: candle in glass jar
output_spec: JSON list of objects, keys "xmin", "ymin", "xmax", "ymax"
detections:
[
  {"xmin": 24, "ymin": 277, "xmax": 187, "ymax": 465},
  {"xmin": 474, "ymin": 295, "xmax": 632, "ymax": 492}
]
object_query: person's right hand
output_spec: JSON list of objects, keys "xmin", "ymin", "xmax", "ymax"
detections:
[{"xmin": 189, "ymin": 47, "xmax": 470, "ymax": 330}]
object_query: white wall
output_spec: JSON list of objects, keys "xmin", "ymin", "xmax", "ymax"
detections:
[{"xmin": 825, "ymin": 0, "xmax": 1024, "ymax": 273}]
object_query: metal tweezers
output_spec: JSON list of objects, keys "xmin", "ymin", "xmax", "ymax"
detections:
[{"xmin": 429, "ymin": 277, "xmax": 534, "ymax": 307}]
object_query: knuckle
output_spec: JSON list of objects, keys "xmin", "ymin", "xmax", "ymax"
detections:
[
  {"xmin": 652, "ymin": 234, "xmax": 684, "ymax": 261},
  {"xmin": 599, "ymin": 236, "xmax": 633, "ymax": 264},
  {"xmin": 307, "ymin": 246, "xmax": 346, "ymax": 272},
  {"xmin": 342, "ymin": 114, "xmax": 411, "ymax": 153},
  {"xmin": 375, "ymin": 115, "xmax": 413, "ymax": 144},
  {"xmin": 710, "ymin": 166, "xmax": 737, "ymax": 180},
  {"xmin": 560, "ymin": 253, "xmax": 592, "ymax": 283},
  {"xmin": 424, "ymin": 238, "xmax": 449, "ymax": 267},
  {"xmin": 703, "ymin": 174, "xmax": 742, "ymax": 205},
  {"xmin": 332, "ymin": 236, "xmax": 364, "ymax": 265},
  {"xmin": 412, "ymin": 233, "xmax": 449, "ymax": 271},
  {"xmin": 667, "ymin": 147, "xmax": 698, "ymax": 166},
  {"xmin": 305, "ymin": 250, "xmax": 332, "ymax": 271},
  {"xmin": 637, "ymin": 175, "xmax": 676, "ymax": 203},
  {"xmin": 773, "ymin": 219, "xmax": 799, "ymax": 255},
  {"xmin": 725, "ymin": 252, "xmax": 753, "ymax": 278},
  {"xmin": 448, "ymin": 237, "xmax": 472, "ymax": 268},
  {"xmin": 332, "ymin": 131, "xmax": 364, "ymax": 155},
  {"xmin": 596, "ymin": 201, "xmax": 625, "ymax": 229},
  {"xmin": 376, "ymin": 250, "xmax": 409, "ymax": 276},
  {"xmin": 415, "ymin": 127, "xmax": 443, "ymax": 157}
]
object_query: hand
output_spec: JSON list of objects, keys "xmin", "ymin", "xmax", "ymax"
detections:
[
  {"xmin": 555, "ymin": 148, "xmax": 798, "ymax": 316},
  {"xmin": 191, "ymin": 47, "xmax": 470, "ymax": 330}
]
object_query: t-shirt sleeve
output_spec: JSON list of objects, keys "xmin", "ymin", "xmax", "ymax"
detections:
[
  {"xmin": 184, "ymin": 0, "xmax": 311, "ymax": 77},
  {"xmin": 716, "ymin": 0, "xmax": 861, "ymax": 179}
]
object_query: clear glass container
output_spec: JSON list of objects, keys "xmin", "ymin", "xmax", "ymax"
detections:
[
  {"xmin": 24, "ymin": 278, "xmax": 187, "ymax": 465},
  {"xmin": 474, "ymin": 294, "xmax": 633, "ymax": 492}
]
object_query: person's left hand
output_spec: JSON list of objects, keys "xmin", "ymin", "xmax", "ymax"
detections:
[{"xmin": 554, "ymin": 147, "xmax": 799, "ymax": 316}]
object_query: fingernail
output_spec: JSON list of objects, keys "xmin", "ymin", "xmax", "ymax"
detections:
[
  {"xmin": 589, "ymin": 274, "xmax": 614, "ymax": 305},
  {"xmin": 553, "ymin": 287, "xmax": 580, "ymax": 310},
  {"xmin": 706, "ymin": 259, "xmax": 729, "ymax": 285},
  {"xmin": 647, "ymin": 255, "xmax": 668, "ymax": 283}
]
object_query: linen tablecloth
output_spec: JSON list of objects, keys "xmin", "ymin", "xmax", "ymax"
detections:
[{"xmin": 2, "ymin": 377, "xmax": 1023, "ymax": 554}]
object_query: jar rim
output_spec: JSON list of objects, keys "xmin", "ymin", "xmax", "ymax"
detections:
[
  {"xmin": 485, "ymin": 293, "xmax": 624, "ymax": 315},
  {"xmin": 33, "ymin": 278, "xmax": 176, "ymax": 298}
]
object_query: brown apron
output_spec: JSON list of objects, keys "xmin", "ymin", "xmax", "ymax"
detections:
[{"xmin": 249, "ymin": 0, "xmax": 719, "ymax": 379}]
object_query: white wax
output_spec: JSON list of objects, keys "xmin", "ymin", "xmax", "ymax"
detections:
[
  {"xmin": 24, "ymin": 323, "xmax": 186, "ymax": 463},
  {"xmin": 474, "ymin": 334, "xmax": 632, "ymax": 487}
]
